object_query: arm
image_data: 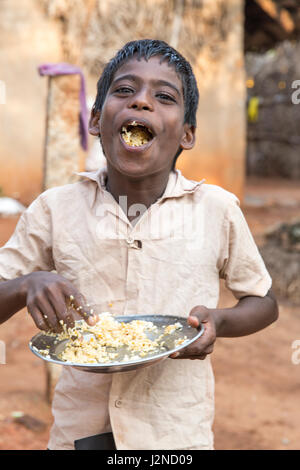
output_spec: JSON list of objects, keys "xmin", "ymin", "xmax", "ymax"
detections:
[
  {"xmin": 0, "ymin": 276, "xmax": 27, "ymax": 324},
  {"xmin": 0, "ymin": 195, "xmax": 97, "ymax": 331},
  {"xmin": 170, "ymin": 289, "xmax": 278, "ymax": 360},
  {"xmin": 212, "ymin": 289, "xmax": 278, "ymax": 337}
]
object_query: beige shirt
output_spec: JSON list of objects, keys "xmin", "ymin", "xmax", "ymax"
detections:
[{"xmin": 0, "ymin": 169, "xmax": 272, "ymax": 450}]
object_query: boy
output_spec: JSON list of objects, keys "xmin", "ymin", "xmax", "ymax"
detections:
[{"xmin": 0, "ymin": 39, "xmax": 278, "ymax": 450}]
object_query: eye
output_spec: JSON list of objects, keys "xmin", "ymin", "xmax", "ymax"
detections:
[
  {"xmin": 114, "ymin": 86, "xmax": 134, "ymax": 95},
  {"xmin": 156, "ymin": 93, "xmax": 176, "ymax": 103}
]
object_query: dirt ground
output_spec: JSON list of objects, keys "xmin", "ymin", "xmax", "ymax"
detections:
[{"xmin": 0, "ymin": 176, "xmax": 299, "ymax": 450}]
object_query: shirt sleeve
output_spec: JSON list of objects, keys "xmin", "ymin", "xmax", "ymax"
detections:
[
  {"xmin": 219, "ymin": 198, "xmax": 272, "ymax": 299},
  {"xmin": 0, "ymin": 195, "xmax": 55, "ymax": 281}
]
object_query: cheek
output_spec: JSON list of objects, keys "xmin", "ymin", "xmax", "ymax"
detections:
[
  {"xmin": 99, "ymin": 113, "xmax": 112, "ymax": 137},
  {"xmin": 99, "ymin": 118, "xmax": 117, "ymax": 154},
  {"xmin": 99, "ymin": 100, "xmax": 117, "ymax": 136},
  {"xmin": 162, "ymin": 107, "xmax": 184, "ymax": 136},
  {"xmin": 161, "ymin": 119, "xmax": 184, "ymax": 150}
]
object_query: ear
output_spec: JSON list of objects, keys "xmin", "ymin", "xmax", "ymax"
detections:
[
  {"xmin": 180, "ymin": 124, "xmax": 196, "ymax": 151},
  {"xmin": 88, "ymin": 107, "xmax": 101, "ymax": 136}
]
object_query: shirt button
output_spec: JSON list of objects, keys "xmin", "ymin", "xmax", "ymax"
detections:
[
  {"xmin": 115, "ymin": 399, "xmax": 122, "ymax": 408},
  {"xmin": 126, "ymin": 237, "xmax": 134, "ymax": 245}
]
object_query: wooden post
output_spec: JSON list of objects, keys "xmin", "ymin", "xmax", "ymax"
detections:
[
  {"xmin": 43, "ymin": 73, "xmax": 82, "ymax": 403},
  {"xmin": 43, "ymin": 74, "xmax": 82, "ymax": 190}
]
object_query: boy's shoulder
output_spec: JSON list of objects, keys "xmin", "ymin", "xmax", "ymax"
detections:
[
  {"xmin": 198, "ymin": 182, "xmax": 239, "ymax": 204},
  {"xmin": 37, "ymin": 177, "xmax": 96, "ymax": 207},
  {"xmin": 181, "ymin": 171, "xmax": 240, "ymax": 210}
]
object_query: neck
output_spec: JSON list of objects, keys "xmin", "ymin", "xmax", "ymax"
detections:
[{"xmin": 105, "ymin": 164, "xmax": 173, "ymax": 223}]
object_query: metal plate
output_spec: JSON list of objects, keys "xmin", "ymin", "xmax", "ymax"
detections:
[{"xmin": 29, "ymin": 315, "xmax": 204, "ymax": 373}]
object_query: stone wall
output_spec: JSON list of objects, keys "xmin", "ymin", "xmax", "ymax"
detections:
[
  {"xmin": 260, "ymin": 219, "xmax": 300, "ymax": 303},
  {"xmin": 246, "ymin": 40, "xmax": 300, "ymax": 179}
]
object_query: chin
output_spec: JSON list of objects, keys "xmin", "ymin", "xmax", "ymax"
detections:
[
  {"xmin": 116, "ymin": 161, "xmax": 154, "ymax": 179},
  {"xmin": 106, "ymin": 149, "xmax": 155, "ymax": 177}
]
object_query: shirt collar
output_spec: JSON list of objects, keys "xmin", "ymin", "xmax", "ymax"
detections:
[{"xmin": 76, "ymin": 168, "xmax": 205, "ymax": 202}]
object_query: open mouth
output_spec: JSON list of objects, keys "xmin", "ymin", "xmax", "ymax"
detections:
[{"xmin": 121, "ymin": 121, "xmax": 154, "ymax": 147}]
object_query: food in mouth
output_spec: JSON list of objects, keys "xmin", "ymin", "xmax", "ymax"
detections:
[{"xmin": 121, "ymin": 121, "xmax": 153, "ymax": 147}]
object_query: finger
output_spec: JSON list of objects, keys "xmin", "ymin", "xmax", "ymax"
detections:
[
  {"xmin": 46, "ymin": 289, "xmax": 75, "ymax": 329},
  {"xmin": 61, "ymin": 284, "xmax": 85, "ymax": 309},
  {"xmin": 170, "ymin": 338, "xmax": 215, "ymax": 359},
  {"xmin": 28, "ymin": 305, "xmax": 49, "ymax": 331},
  {"xmin": 190, "ymin": 354, "xmax": 207, "ymax": 360},
  {"xmin": 73, "ymin": 301, "xmax": 96, "ymax": 323},
  {"xmin": 188, "ymin": 305, "xmax": 210, "ymax": 325},
  {"xmin": 170, "ymin": 352, "xmax": 207, "ymax": 360},
  {"xmin": 86, "ymin": 314, "xmax": 99, "ymax": 326},
  {"xmin": 185, "ymin": 341, "xmax": 214, "ymax": 357},
  {"xmin": 170, "ymin": 352, "xmax": 208, "ymax": 360},
  {"xmin": 187, "ymin": 315, "xmax": 200, "ymax": 329},
  {"xmin": 169, "ymin": 352, "xmax": 180, "ymax": 359},
  {"xmin": 63, "ymin": 288, "xmax": 94, "ymax": 322},
  {"xmin": 169, "ymin": 341, "xmax": 203, "ymax": 358},
  {"xmin": 35, "ymin": 294, "xmax": 60, "ymax": 331}
]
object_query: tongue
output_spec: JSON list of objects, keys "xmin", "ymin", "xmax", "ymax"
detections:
[{"xmin": 122, "ymin": 125, "xmax": 152, "ymax": 147}]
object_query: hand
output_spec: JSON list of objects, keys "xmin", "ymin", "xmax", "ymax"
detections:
[
  {"xmin": 169, "ymin": 306, "xmax": 217, "ymax": 360},
  {"xmin": 23, "ymin": 271, "xmax": 97, "ymax": 332}
]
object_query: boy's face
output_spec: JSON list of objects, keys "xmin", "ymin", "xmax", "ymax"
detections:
[{"xmin": 90, "ymin": 55, "xmax": 195, "ymax": 177}]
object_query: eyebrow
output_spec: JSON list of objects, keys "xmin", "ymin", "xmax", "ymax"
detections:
[{"xmin": 112, "ymin": 74, "xmax": 181, "ymax": 97}]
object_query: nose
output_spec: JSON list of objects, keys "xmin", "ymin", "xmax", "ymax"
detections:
[{"xmin": 128, "ymin": 88, "xmax": 153, "ymax": 112}]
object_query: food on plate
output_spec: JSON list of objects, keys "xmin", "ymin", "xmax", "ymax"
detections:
[{"xmin": 37, "ymin": 312, "xmax": 188, "ymax": 364}]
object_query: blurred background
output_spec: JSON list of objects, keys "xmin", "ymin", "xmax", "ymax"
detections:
[{"xmin": 0, "ymin": 0, "xmax": 299, "ymax": 450}]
